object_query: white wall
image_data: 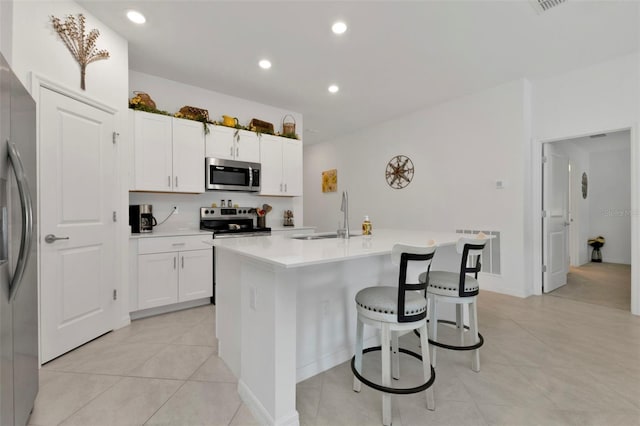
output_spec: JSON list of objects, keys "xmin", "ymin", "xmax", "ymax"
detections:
[
  {"xmin": 534, "ymin": 53, "xmax": 638, "ymax": 142},
  {"xmin": 304, "ymin": 79, "xmax": 530, "ymax": 297},
  {"xmin": 12, "ymin": 1, "xmax": 128, "ymax": 110},
  {"xmin": 128, "ymin": 71, "xmax": 304, "ymax": 228},
  {"xmin": 589, "ymin": 147, "xmax": 631, "ymax": 264},
  {"xmin": 0, "ymin": 0, "xmax": 12, "ymax": 62},
  {"xmin": 11, "ymin": 0, "xmax": 132, "ymax": 327}
]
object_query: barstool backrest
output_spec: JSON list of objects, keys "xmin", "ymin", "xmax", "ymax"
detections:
[
  {"xmin": 391, "ymin": 242, "xmax": 437, "ymax": 323},
  {"xmin": 456, "ymin": 236, "xmax": 488, "ymax": 297}
]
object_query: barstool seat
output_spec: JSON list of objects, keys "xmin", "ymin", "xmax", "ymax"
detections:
[
  {"xmin": 356, "ymin": 286, "xmax": 427, "ymax": 319},
  {"xmin": 426, "ymin": 271, "xmax": 479, "ymax": 297},
  {"xmin": 352, "ymin": 243, "xmax": 437, "ymax": 426}
]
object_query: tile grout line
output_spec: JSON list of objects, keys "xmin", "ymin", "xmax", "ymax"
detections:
[
  {"xmin": 141, "ymin": 379, "xmax": 189, "ymax": 426},
  {"xmin": 53, "ymin": 374, "xmax": 127, "ymax": 426}
]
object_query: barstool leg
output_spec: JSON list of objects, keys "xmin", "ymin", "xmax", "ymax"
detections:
[
  {"xmin": 456, "ymin": 304, "xmax": 464, "ymax": 346},
  {"xmin": 392, "ymin": 331, "xmax": 400, "ymax": 380},
  {"xmin": 353, "ymin": 315, "xmax": 364, "ymax": 392},
  {"xmin": 381, "ymin": 324, "xmax": 392, "ymax": 426},
  {"xmin": 429, "ymin": 295, "xmax": 437, "ymax": 367},
  {"xmin": 419, "ymin": 322, "xmax": 435, "ymax": 411},
  {"xmin": 470, "ymin": 299, "xmax": 480, "ymax": 372}
]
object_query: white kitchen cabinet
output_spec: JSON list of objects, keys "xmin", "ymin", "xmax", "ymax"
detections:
[
  {"xmin": 260, "ymin": 134, "xmax": 303, "ymax": 196},
  {"xmin": 172, "ymin": 118, "xmax": 206, "ymax": 192},
  {"xmin": 138, "ymin": 252, "xmax": 179, "ymax": 309},
  {"xmin": 205, "ymin": 125, "xmax": 260, "ymax": 163},
  {"xmin": 135, "ymin": 235, "xmax": 213, "ymax": 311},
  {"xmin": 131, "ymin": 110, "xmax": 205, "ymax": 193}
]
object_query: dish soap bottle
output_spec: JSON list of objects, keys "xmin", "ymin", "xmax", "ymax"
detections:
[{"xmin": 362, "ymin": 216, "xmax": 372, "ymax": 236}]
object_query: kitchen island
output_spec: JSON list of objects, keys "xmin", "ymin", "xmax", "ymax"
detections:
[{"xmin": 211, "ymin": 229, "xmax": 471, "ymax": 426}]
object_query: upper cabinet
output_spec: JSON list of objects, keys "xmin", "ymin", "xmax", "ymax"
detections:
[
  {"xmin": 260, "ymin": 134, "xmax": 303, "ymax": 196},
  {"xmin": 131, "ymin": 110, "xmax": 205, "ymax": 193},
  {"xmin": 205, "ymin": 125, "xmax": 260, "ymax": 163}
]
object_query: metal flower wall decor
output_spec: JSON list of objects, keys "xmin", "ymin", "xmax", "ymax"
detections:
[{"xmin": 50, "ymin": 13, "xmax": 110, "ymax": 90}]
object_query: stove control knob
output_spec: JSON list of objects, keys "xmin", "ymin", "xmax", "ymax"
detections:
[{"xmin": 205, "ymin": 209, "xmax": 209, "ymax": 214}]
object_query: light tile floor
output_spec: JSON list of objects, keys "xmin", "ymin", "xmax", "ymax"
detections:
[
  {"xmin": 31, "ymin": 291, "xmax": 640, "ymax": 426},
  {"xmin": 549, "ymin": 262, "xmax": 631, "ymax": 311}
]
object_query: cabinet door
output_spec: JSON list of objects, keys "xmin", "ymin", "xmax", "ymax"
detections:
[
  {"xmin": 282, "ymin": 138, "xmax": 303, "ymax": 196},
  {"xmin": 133, "ymin": 111, "xmax": 173, "ymax": 191},
  {"xmin": 205, "ymin": 125, "xmax": 235, "ymax": 160},
  {"xmin": 172, "ymin": 117, "xmax": 205, "ymax": 193},
  {"xmin": 259, "ymin": 134, "xmax": 283, "ymax": 195},
  {"xmin": 236, "ymin": 130, "xmax": 260, "ymax": 163},
  {"xmin": 138, "ymin": 252, "xmax": 178, "ymax": 310},
  {"xmin": 178, "ymin": 249, "xmax": 213, "ymax": 302}
]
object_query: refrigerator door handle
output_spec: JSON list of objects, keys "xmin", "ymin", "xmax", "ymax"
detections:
[{"xmin": 7, "ymin": 141, "xmax": 34, "ymax": 302}]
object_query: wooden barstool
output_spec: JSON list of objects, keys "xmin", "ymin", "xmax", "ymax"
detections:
[
  {"xmin": 419, "ymin": 235, "xmax": 487, "ymax": 372},
  {"xmin": 351, "ymin": 243, "xmax": 437, "ymax": 426}
]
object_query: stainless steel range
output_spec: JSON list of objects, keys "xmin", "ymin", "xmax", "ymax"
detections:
[
  {"xmin": 202, "ymin": 207, "xmax": 270, "ymax": 305},
  {"xmin": 200, "ymin": 207, "xmax": 271, "ymax": 238}
]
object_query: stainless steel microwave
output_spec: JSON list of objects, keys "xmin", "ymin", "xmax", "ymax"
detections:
[{"xmin": 205, "ymin": 158, "xmax": 261, "ymax": 192}]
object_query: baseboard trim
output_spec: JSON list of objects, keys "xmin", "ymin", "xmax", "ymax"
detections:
[
  {"xmin": 129, "ymin": 298, "xmax": 211, "ymax": 320},
  {"xmin": 238, "ymin": 380, "xmax": 299, "ymax": 426}
]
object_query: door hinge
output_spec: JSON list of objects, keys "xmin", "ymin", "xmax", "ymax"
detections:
[
  {"xmin": 113, "ymin": 289, "xmax": 117, "ymax": 300},
  {"xmin": 542, "ymin": 265, "xmax": 547, "ymax": 273},
  {"xmin": 112, "ymin": 132, "xmax": 119, "ymax": 144},
  {"xmin": 541, "ymin": 156, "xmax": 548, "ymax": 164},
  {"xmin": 541, "ymin": 210, "xmax": 547, "ymax": 218},
  {"xmin": 113, "ymin": 211, "xmax": 117, "ymax": 222}
]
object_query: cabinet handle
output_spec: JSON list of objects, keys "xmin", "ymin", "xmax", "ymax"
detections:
[
  {"xmin": 230, "ymin": 146, "xmax": 233, "ymax": 157},
  {"xmin": 168, "ymin": 176, "xmax": 171, "ymax": 187},
  {"xmin": 175, "ymin": 176, "xmax": 178, "ymax": 187},
  {"xmin": 285, "ymin": 183, "xmax": 287, "ymax": 192},
  {"xmin": 236, "ymin": 147, "xmax": 239, "ymax": 157},
  {"xmin": 181, "ymin": 256, "xmax": 184, "ymax": 269},
  {"xmin": 173, "ymin": 256, "xmax": 176, "ymax": 269},
  {"xmin": 280, "ymin": 183, "xmax": 283, "ymax": 192},
  {"xmin": 171, "ymin": 242, "xmax": 186, "ymax": 246}
]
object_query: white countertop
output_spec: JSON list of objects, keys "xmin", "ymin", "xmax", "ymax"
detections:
[
  {"xmin": 210, "ymin": 229, "xmax": 468, "ymax": 268},
  {"xmin": 129, "ymin": 229, "xmax": 214, "ymax": 239},
  {"xmin": 269, "ymin": 225, "xmax": 316, "ymax": 232}
]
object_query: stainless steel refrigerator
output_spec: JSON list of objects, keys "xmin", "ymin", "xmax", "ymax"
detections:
[{"xmin": 0, "ymin": 53, "xmax": 38, "ymax": 425}]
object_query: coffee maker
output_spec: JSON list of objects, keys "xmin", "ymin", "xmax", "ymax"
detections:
[{"xmin": 129, "ymin": 204, "xmax": 156, "ymax": 233}]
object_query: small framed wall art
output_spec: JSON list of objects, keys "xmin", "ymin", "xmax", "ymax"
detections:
[{"xmin": 322, "ymin": 169, "xmax": 337, "ymax": 193}]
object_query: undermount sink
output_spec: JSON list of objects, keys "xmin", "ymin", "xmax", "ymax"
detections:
[{"xmin": 291, "ymin": 232, "xmax": 361, "ymax": 240}]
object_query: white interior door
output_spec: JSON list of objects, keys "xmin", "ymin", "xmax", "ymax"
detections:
[
  {"xmin": 39, "ymin": 87, "xmax": 116, "ymax": 363},
  {"xmin": 543, "ymin": 143, "xmax": 570, "ymax": 293}
]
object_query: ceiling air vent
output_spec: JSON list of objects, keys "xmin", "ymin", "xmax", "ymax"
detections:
[{"xmin": 529, "ymin": 0, "xmax": 567, "ymax": 14}]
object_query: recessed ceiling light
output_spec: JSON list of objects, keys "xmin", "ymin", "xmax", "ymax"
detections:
[
  {"xmin": 328, "ymin": 85, "xmax": 339, "ymax": 94},
  {"xmin": 126, "ymin": 10, "xmax": 146, "ymax": 24},
  {"xmin": 258, "ymin": 59, "xmax": 272, "ymax": 70},
  {"xmin": 332, "ymin": 21, "xmax": 347, "ymax": 35}
]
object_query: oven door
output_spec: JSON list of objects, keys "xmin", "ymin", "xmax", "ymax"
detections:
[{"xmin": 206, "ymin": 158, "xmax": 261, "ymax": 192}]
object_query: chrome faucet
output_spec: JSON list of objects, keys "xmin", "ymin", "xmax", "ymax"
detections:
[{"xmin": 338, "ymin": 191, "xmax": 350, "ymax": 239}]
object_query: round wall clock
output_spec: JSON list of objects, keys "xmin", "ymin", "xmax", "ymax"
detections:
[
  {"xmin": 385, "ymin": 155, "xmax": 414, "ymax": 189},
  {"xmin": 582, "ymin": 172, "xmax": 588, "ymax": 199}
]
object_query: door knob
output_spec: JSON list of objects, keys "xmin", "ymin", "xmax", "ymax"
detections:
[{"xmin": 44, "ymin": 234, "xmax": 69, "ymax": 243}]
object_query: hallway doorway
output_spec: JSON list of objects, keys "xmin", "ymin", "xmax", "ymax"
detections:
[{"xmin": 542, "ymin": 130, "xmax": 632, "ymax": 310}]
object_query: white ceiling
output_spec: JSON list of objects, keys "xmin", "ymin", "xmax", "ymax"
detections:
[{"xmin": 78, "ymin": 0, "xmax": 639, "ymax": 144}]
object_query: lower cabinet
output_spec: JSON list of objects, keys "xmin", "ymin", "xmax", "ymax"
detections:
[{"xmin": 134, "ymin": 235, "xmax": 213, "ymax": 311}]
